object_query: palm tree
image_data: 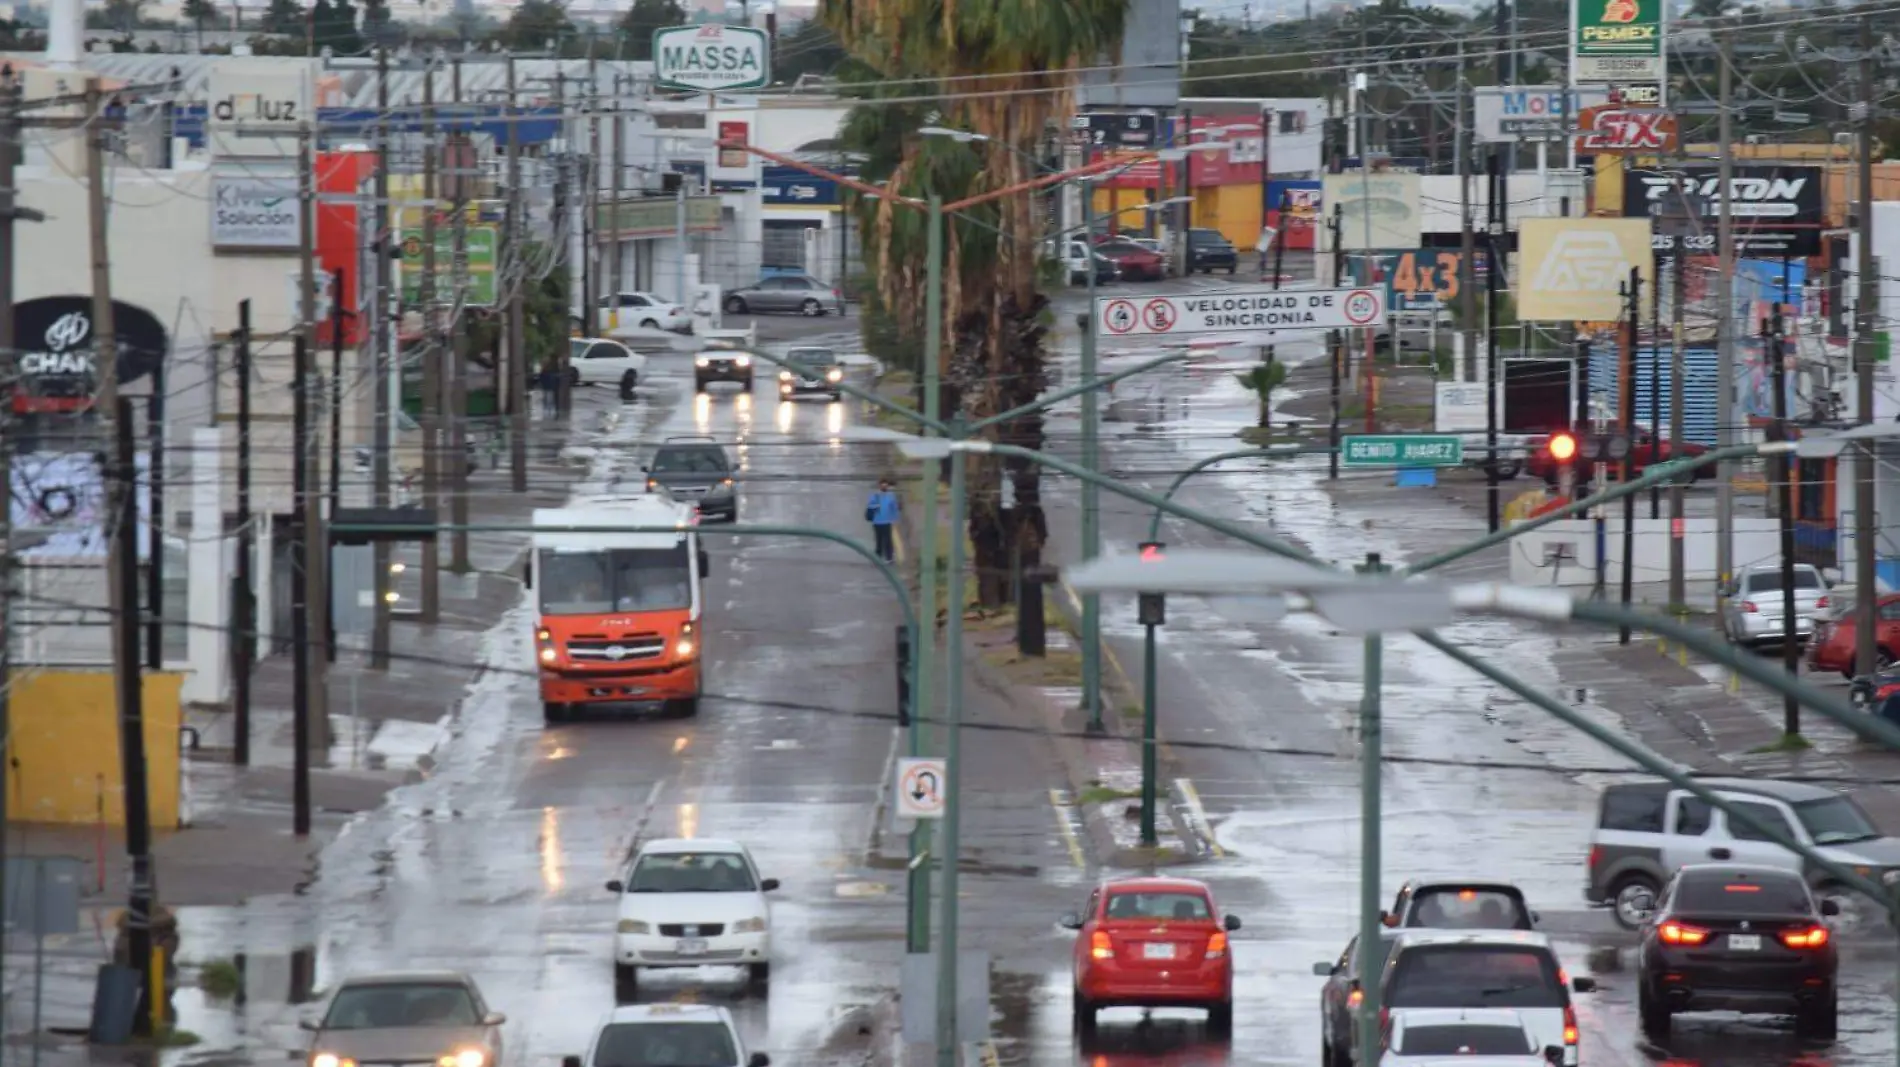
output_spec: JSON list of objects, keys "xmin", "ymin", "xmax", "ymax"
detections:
[
  {"xmin": 824, "ymin": 0, "xmax": 1130, "ymax": 606},
  {"xmin": 1235, "ymin": 357, "xmax": 1288, "ymax": 431},
  {"xmin": 182, "ymin": 0, "xmax": 217, "ymax": 46}
]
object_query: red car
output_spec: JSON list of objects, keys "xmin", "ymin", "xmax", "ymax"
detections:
[
  {"xmin": 1526, "ymin": 429, "xmax": 1712, "ymax": 487},
  {"xmin": 1806, "ymin": 593, "xmax": 1900, "ymax": 676},
  {"xmin": 1090, "ymin": 237, "xmax": 1166, "ymax": 281},
  {"xmin": 1060, "ymin": 876, "xmax": 1240, "ymax": 1032}
]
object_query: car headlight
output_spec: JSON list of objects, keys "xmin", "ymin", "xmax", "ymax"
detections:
[
  {"xmin": 538, "ymin": 647, "xmax": 557, "ymax": 664},
  {"xmin": 826, "ymin": 368, "xmax": 843, "ymax": 382},
  {"xmin": 696, "ymin": 357, "xmax": 710, "ymax": 366},
  {"xmin": 735, "ymin": 355, "xmax": 751, "ymax": 367},
  {"xmin": 618, "ymin": 918, "xmax": 651, "ymax": 934},
  {"xmin": 439, "ymin": 1051, "xmax": 485, "ymax": 1067},
  {"xmin": 647, "ymin": 479, "xmax": 661, "ymax": 491},
  {"xmin": 1881, "ymin": 870, "xmax": 1900, "ymax": 887},
  {"xmin": 779, "ymin": 370, "xmax": 793, "ymax": 381},
  {"xmin": 732, "ymin": 917, "xmax": 767, "ymax": 934},
  {"xmin": 676, "ymin": 621, "xmax": 697, "ymax": 658},
  {"xmin": 312, "ymin": 1054, "xmax": 352, "ymax": 1067}
]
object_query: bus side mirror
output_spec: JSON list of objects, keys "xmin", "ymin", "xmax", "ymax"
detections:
[
  {"xmin": 523, "ymin": 559, "xmax": 533, "ymax": 589},
  {"xmin": 698, "ymin": 549, "xmax": 710, "ymax": 578}
]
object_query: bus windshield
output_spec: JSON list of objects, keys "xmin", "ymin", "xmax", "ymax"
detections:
[{"xmin": 538, "ymin": 546, "xmax": 692, "ymax": 615}]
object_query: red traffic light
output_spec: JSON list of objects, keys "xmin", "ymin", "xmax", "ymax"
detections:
[{"xmin": 1548, "ymin": 432, "xmax": 1579, "ymax": 463}]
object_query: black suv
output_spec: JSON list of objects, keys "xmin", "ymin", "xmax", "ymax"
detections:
[
  {"xmin": 1187, "ymin": 228, "xmax": 1238, "ymax": 274},
  {"xmin": 777, "ymin": 346, "xmax": 844, "ymax": 401},
  {"xmin": 644, "ymin": 436, "xmax": 739, "ymax": 522},
  {"xmin": 694, "ymin": 348, "xmax": 755, "ymax": 393},
  {"xmin": 1637, "ymin": 864, "xmax": 1839, "ymax": 1040}
]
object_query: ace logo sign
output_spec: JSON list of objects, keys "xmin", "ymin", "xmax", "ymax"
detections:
[{"xmin": 1574, "ymin": 106, "xmax": 1677, "ymax": 153}]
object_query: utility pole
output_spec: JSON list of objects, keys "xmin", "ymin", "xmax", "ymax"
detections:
[
  {"xmin": 296, "ymin": 120, "xmax": 328, "ymax": 819},
  {"xmin": 1853, "ymin": 13, "xmax": 1878, "ymax": 678},
  {"xmin": 1618, "ymin": 267, "xmax": 1640, "ymax": 645},
  {"xmin": 551, "ymin": 73, "xmax": 572, "ymax": 418},
  {"xmin": 0, "ymin": 72, "xmax": 29, "ymax": 1020},
  {"xmin": 1768, "ymin": 300, "xmax": 1800, "ymax": 736},
  {"xmin": 610, "ymin": 74, "xmax": 624, "ymax": 296},
  {"xmin": 1667, "ymin": 180, "xmax": 1688, "ymax": 609},
  {"xmin": 418, "ymin": 57, "xmax": 442, "ymax": 622},
  {"xmin": 584, "ymin": 57, "xmax": 601, "ymax": 338},
  {"xmin": 1484, "ymin": 148, "xmax": 1502, "ymax": 532},
  {"xmin": 504, "ymin": 57, "xmax": 528, "ymax": 494},
  {"xmin": 89, "ymin": 78, "xmax": 157, "ymax": 1037},
  {"xmin": 448, "ymin": 56, "xmax": 470, "ymax": 574},
  {"xmin": 371, "ymin": 46, "xmax": 394, "ymax": 669},
  {"xmin": 1715, "ymin": 31, "xmax": 1737, "ymax": 623},
  {"xmin": 1328, "ymin": 203, "xmax": 1343, "ymax": 481},
  {"xmin": 1456, "ymin": 42, "xmax": 1476, "ymax": 383},
  {"xmin": 233, "ymin": 302, "xmax": 253, "ymax": 764}
]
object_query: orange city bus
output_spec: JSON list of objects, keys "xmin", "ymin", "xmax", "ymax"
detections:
[{"xmin": 525, "ymin": 495, "xmax": 709, "ymax": 723}]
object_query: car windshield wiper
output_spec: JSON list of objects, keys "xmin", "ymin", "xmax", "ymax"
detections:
[
  {"xmin": 1477, "ymin": 985, "xmax": 1537, "ymax": 998},
  {"xmin": 1814, "ymin": 831, "xmax": 1881, "ymax": 845}
]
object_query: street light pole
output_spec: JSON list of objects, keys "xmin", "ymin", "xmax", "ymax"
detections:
[
  {"xmin": 1356, "ymin": 551, "xmax": 1386, "ymax": 1065},
  {"xmin": 1081, "ymin": 185, "xmax": 1104, "ymax": 735},
  {"xmin": 910, "ymin": 196, "xmax": 944, "ymax": 955},
  {"xmin": 934, "ymin": 425, "xmax": 972, "ymax": 1067}
]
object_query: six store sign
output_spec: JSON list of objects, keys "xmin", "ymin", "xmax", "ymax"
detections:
[{"xmin": 1094, "ymin": 286, "xmax": 1388, "ymax": 338}]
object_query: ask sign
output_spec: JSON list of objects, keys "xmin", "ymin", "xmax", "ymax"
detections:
[{"xmin": 653, "ymin": 24, "xmax": 772, "ymax": 92}]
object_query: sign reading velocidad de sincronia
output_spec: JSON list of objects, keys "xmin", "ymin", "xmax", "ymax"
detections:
[
  {"xmin": 652, "ymin": 24, "xmax": 771, "ymax": 93},
  {"xmin": 1571, "ymin": 0, "xmax": 1665, "ymax": 86}
]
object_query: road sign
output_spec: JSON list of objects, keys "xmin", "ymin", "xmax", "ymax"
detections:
[
  {"xmin": 398, "ymin": 225, "xmax": 499, "ymax": 307},
  {"xmin": 1093, "ymin": 286, "xmax": 1388, "ymax": 338},
  {"xmin": 1341, "ymin": 434, "xmax": 1465, "ymax": 468},
  {"xmin": 895, "ymin": 757, "xmax": 947, "ymax": 819},
  {"xmin": 653, "ymin": 24, "xmax": 771, "ymax": 92}
]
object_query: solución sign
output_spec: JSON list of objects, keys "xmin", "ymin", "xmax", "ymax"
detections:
[
  {"xmin": 653, "ymin": 24, "xmax": 772, "ymax": 92},
  {"xmin": 1094, "ymin": 286, "xmax": 1388, "ymax": 338}
]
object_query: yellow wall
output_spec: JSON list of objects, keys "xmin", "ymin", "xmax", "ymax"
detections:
[
  {"xmin": 1092, "ymin": 184, "xmax": 1266, "ymax": 249},
  {"xmin": 6, "ymin": 672, "xmax": 184, "ymax": 828},
  {"xmin": 1090, "ymin": 187, "xmax": 1164, "ymax": 231}
]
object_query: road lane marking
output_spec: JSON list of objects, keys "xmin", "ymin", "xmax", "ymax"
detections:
[
  {"xmin": 618, "ymin": 778, "xmax": 670, "ymax": 863},
  {"xmin": 866, "ymin": 726, "xmax": 903, "ymax": 864},
  {"xmin": 893, "ymin": 524, "xmax": 907, "ymax": 563},
  {"xmin": 1174, "ymin": 777, "xmax": 1224, "ymax": 858},
  {"xmin": 1060, "ymin": 579, "xmax": 1182, "ymax": 764},
  {"xmin": 1048, "ymin": 788, "xmax": 1087, "ymax": 869}
]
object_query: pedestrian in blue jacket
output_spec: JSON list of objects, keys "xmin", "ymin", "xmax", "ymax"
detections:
[{"xmin": 866, "ymin": 479, "xmax": 900, "ymax": 562}]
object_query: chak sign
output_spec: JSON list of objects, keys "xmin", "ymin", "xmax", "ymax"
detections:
[{"xmin": 1574, "ymin": 106, "xmax": 1677, "ymax": 153}]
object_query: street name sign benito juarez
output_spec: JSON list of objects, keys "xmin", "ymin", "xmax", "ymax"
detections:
[{"xmin": 1093, "ymin": 286, "xmax": 1388, "ymax": 338}]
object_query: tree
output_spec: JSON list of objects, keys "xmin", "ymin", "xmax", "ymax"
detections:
[
  {"xmin": 501, "ymin": 0, "xmax": 572, "ymax": 52},
  {"xmin": 360, "ymin": 0, "xmax": 392, "ymax": 44},
  {"xmin": 260, "ymin": 0, "xmax": 303, "ymax": 36},
  {"xmin": 616, "ymin": 0, "xmax": 683, "ymax": 59},
  {"xmin": 182, "ymin": 0, "xmax": 218, "ymax": 45},
  {"xmin": 96, "ymin": 0, "xmax": 143, "ymax": 33},
  {"xmin": 1235, "ymin": 359, "xmax": 1288, "ymax": 431},
  {"xmin": 310, "ymin": 0, "xmax": 360, "ymax": 52},
  {"xmin": 826, "ymin": 0, "xmax": 1130, "ymax": 607}
]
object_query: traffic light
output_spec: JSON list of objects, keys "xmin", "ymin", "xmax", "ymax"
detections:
[
  {"xmin": 1548, "ymin": 431, "xmax": 1578, "ymax": 464},
  {"xmin": 1546, "ymin": 430, "xmax": 1631, "ymax": 465},
  {"xmin": 1137, "ymin": 542, "xmax": 1166, "ymax": 626}
]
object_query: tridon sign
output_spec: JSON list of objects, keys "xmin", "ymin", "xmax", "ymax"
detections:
[
  {"xmin": 1574, "ymin": 106, "xmax": 1677, "ymax": 153},
  {"xmin": 653, "ymin": 24, "xmax": 771, "ymax": 92}
]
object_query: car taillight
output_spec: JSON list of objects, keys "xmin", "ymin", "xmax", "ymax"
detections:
[
  {"xmin": 1379, "ymin": 1007, "xmax": 1389, "ymax": 1031},
  {"xmin": 1587, "ymin": 845, "xmax": 1601, "ymax": 871},
  {"xmin": 1089, "ymin": 932, "xmax": 1113, "ymax": 960},
  {"xmin": 1205, "ymin": 932, "xmax": 1228, "ymax": 958},
  {"xmin": 1563, "ymin": 1005, "xmax": 1578, "ymax": 1045},
  {"xmin": 1780, "ymin": 925, "xmax": 1830, "ymax": 948},
  {"xmin": 1817, "ymin": 596, "xmax": 1830, "ymax": 609},
  {"xmin": 1347, "ymin": 988, "xmax": 1363, "ymax": 1008},
  {"xmin": 1741, "ymin": 601, "xmax": 1759, "ymax": 613},
  {"xmin": 1660, "ymin": 921, "xmax": 1710, "ymax": 945}
]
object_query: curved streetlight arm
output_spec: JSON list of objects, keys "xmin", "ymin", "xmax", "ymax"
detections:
[
  {"xmin": 970, "ymin": 353, "xmax": 1187, "ymax": 434},
  {"xmin": 1421, "ymin": 631, "xmax": 1896, "ymax": 915},
  {"xmin": 1146, "ymin": 447, "xmax": 1301, "ymax": 541},
  {"xmin": 751, "ymin": 349, "xmax": 951, "ymax": 437}
]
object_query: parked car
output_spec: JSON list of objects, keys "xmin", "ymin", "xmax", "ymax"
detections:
[
  {"xmin": 722, "ymin": 275, "xmax": 842, "ymax": 317},
  {"xmin": 1187, "ymin": 228, "xmax": 1238, "ymax": 273},
  {"xmin": 1635, "ymin": 864, "xmax": 1839, "ymax": 1040},
  {"xmin": 1807, "ymin": 592, "xmax": 1900, "ymax": 675},
  {"xmin": 1584, "ymin": 777, "xmax": 1900, "ymax": 930},
  {"xmin": 1057, "ymin": 239, "xmax": 1119, "ymax": 285},
  {"xmin": 600, "ymin": 291, "xmax": 691, "ymax": 331},
  {"xmin": 567, "ymin": 337, "xmax": 646, "ymax": 401},
  {"xmin": 1090, "ymin": 236, "xmax": 1166, "ymax": 281},
  {"xmin": 1125, "ymin": 236, "xmax": 1172, "ymax": 273},
  {"xmin": 1720, "ymin": 562, "xmax": 1830, "ymax": 647}
]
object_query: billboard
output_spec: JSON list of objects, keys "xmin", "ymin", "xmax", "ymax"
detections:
[
  {"xmin": 1267, "ymin": 180, "xmax": 1321, "ymax": 251},
  {"xmin": 1474, "ymin": 86, "xmax": 1610, "ymax": 144},
  {"xmin": 1623, "ymin": 165, "xmax": 1824, "ymax": 257},
  {"xmin": 1323, "ymin": 173, "xmax": 1421, "ymax": 250},
  {"xmin": 1572, "ymin": 0, "xmax": 1665, "ymax": 85},
  {"xmin": 1517, "ymin": 217, "xmax": 1653, "ymax": 321}
]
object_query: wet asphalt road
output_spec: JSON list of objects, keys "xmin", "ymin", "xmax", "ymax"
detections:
[{"xmin": 1013, "ymin": 278, "xmax": 1900, "ymax": 1067}]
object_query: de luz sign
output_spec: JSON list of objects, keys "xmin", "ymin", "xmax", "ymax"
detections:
[
  {"xmin": 652, "ymin": 24, "xmax": 771, "ymax": 92},
  {"xmin": 1094, "ymin": 286, "xmax": 1388, "ymax": 338}
]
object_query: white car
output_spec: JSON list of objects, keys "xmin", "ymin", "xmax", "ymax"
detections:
[
  {"xmin": 568, "ymin": 337, "xmax": 648, "ymax": 398},
  {"xmin": 560, "ymin": 1004, "xmax": 769, "ymax": 1067},
  {"xmin": 604, "ymin": 291, "xmax": 692, "ymax": 331},
  {"xmin": 1383, "ymin": 1007, "xmax": 1563, "ymax": 1065},
  {"xmin": 607, "ymin": 838, "xmax": 777, "ymax": 992}
]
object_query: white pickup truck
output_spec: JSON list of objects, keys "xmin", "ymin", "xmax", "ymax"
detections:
[{"xmin": 1452, "ymin": 432, "xmax": 1542, "ymax": 479}]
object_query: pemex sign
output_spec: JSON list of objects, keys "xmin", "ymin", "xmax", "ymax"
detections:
[{"xmin": 654, "ymin": 24, "xmax": 771, "ymax": 92}]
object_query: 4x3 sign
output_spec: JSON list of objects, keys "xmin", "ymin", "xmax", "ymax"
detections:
[{"xmin": 1574, "ymin": 106, "xmax": 1677, "ymax": 154}]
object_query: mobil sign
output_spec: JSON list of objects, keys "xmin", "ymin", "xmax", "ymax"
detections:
[{"xmin": 1474, "ymin": 85, "xmax": 1610, "ymax": 144}]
